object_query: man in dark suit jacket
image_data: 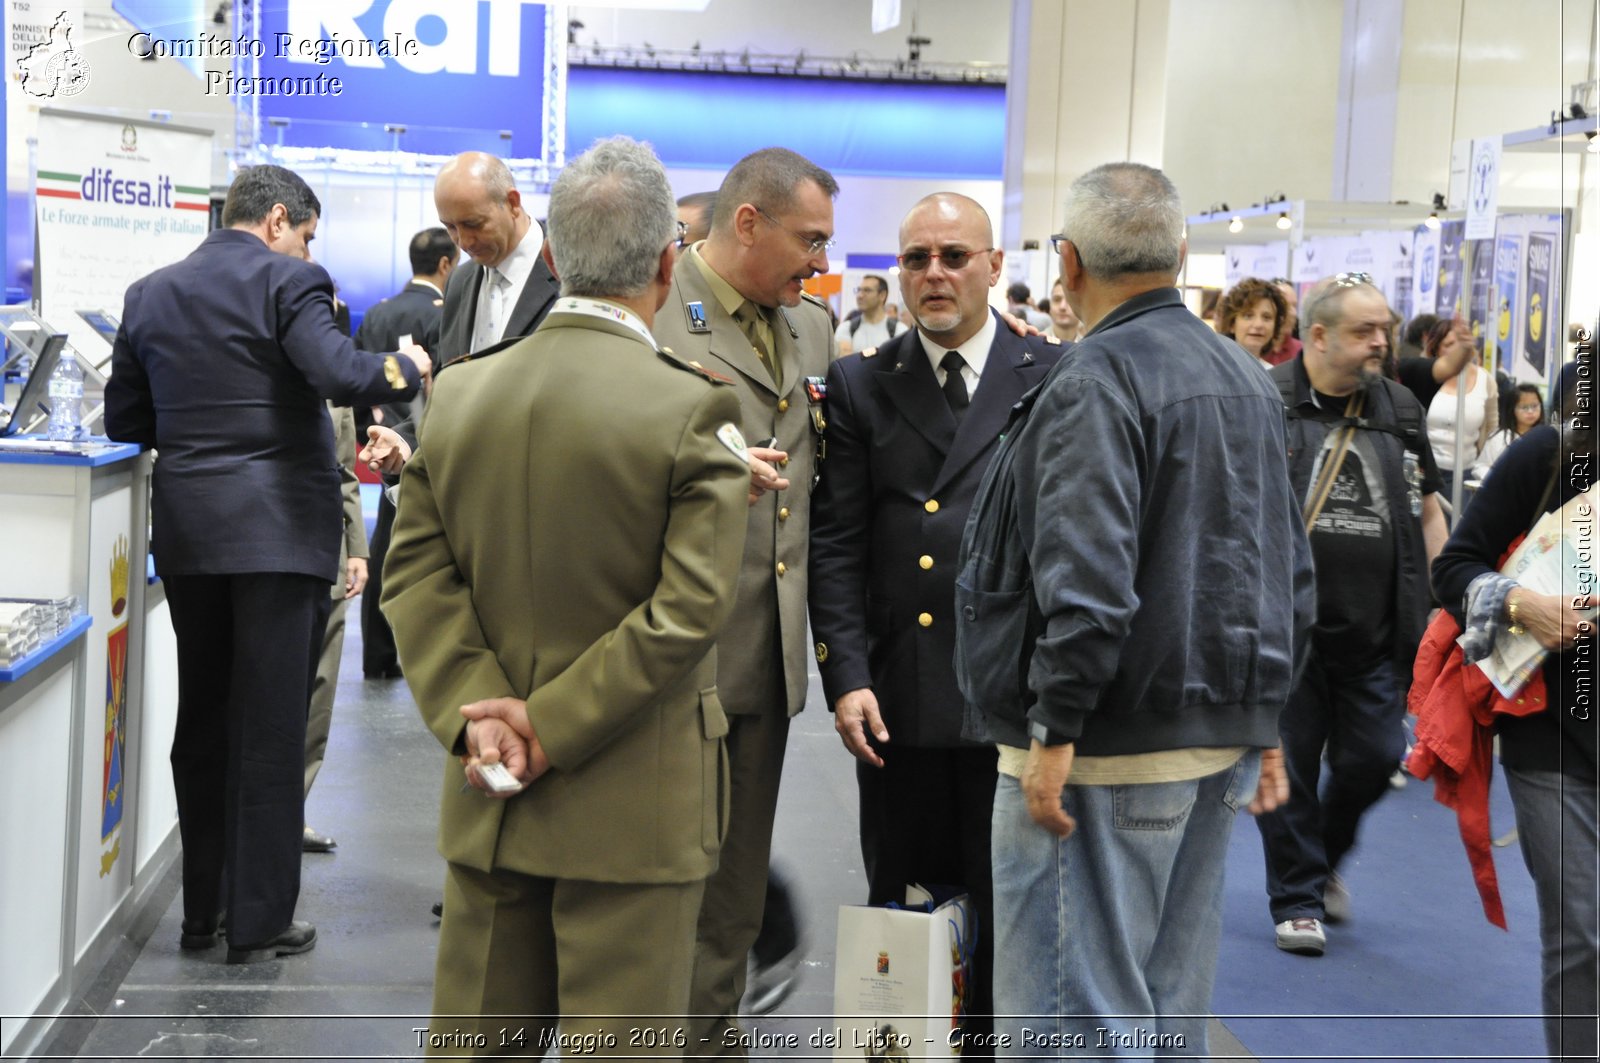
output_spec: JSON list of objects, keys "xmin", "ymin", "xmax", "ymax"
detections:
[
  {"xmin": 104, "ymin": 164, "xmax": 427, "ymax": 964},
  {"xmin": 433, "ymin": 150, "xmax": 560, "ymax": 371},
  {"xmin": 809, "ymin": 193, "xmax": 1064, "ymax": 1044},
  {"xmin": 352, "ymin": 226, "xmax": 455, "ymax": 680},
  {"xmin": 364, "ymin": 152, "xmax": 563, "ymax": 468}
]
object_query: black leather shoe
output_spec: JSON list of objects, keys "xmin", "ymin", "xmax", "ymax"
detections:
[
  {"xmin": 364, "ymin": 664, "xmax": 403, "ymax": 679},
  {"xmin": 302, "ymin": 826, "xmax": 337, "ymax": 853},
  {"xmin": 179, "ymin": 917, "xmax": 221, "ymax": 950},
  {"xmin": 226, "ymin": 921, "xmax": 317, "ymax": 964}
]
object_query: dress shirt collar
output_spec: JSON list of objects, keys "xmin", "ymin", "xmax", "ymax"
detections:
[
  {"xmin": 413, "ymin": 278, "xmax": 443, "ymax": 298},
  {"xmin": 688, "ymin": 243, "xmax": 756, "ymax": 319},
  {"xmin": 489, "ymin": 222, "xmax": 543, "ymax": 297},
  {"xmin": 918, "ymin": 307, "xmax": 997, "ymax": 384}
]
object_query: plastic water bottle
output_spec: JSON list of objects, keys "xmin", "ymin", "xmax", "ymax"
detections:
[{"xmin": 46, "ymin": 353, "xmax": 84, "ymax": 441}]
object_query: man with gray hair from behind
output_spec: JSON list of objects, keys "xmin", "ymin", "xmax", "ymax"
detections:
[
  {"xmin": 972, "ymin": 161, "xmax": 1314, "ymax": 1055},
  {"xmin": 381, "ymin": 135, "xmax": 752, "ymax": 1054}
]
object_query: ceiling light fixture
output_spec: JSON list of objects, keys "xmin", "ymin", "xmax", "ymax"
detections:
[
  {"xmin": 1275, "ymin": 211, "xmax": 1291, "ymax": 230},
  {"xmin": 1228, "ymin": 216, "xmax": 1243, "ymax": 234}
]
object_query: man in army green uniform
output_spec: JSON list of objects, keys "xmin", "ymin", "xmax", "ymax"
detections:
[
  {"xmin": 654, "ymin": 147, "xmax": 839, "ymax": 1047},
  {"xmin": 382, "ymin": 136, "xmax": 752, "ymax": 1051}
]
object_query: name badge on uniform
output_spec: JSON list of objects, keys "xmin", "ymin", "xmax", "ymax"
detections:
[
  {"xmin": 804, "ymin": 376, "xmax": 827, "ymax": 403},
  {"xmin": 685, "ymin": 301, "xmax": 710, "ymax": 334}
]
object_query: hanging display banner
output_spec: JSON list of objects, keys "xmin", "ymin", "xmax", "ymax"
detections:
[
  {"xmin": 1436, "ymin": 220, "xmax": 1467, "ymax": 321},
  {"xmin": 1491, "ymin": 224, "xmax": 1523, "ymax": 380},
  {"xmin": 1464, "ymin": 136, "xmax": 1501, "ymax": 242},
  {"xmin": 1385, "ymin": 230, "xmax": 1415, "ymax": 324},
  {"xmin": 1223, "ymin": 243, "xmax": 1289, "ymax": 290},
  {"xmin": 34, "ymin": 110, "xmax": 211, "ymax": 353},
  {"xmin": 1521, "ymin": 219, "xmax": 1559, "ymax": 384},
  {"xmin": 1411, "ymin": 225, "xmax": 1440, "ymax": 316},
  {"xmin": 251, "ymin": 1, "xmax": 548, "ymax": 157},
  {"xmin": 1466, "ymin": 237, "xmax": 1495, "ymax": 358}
]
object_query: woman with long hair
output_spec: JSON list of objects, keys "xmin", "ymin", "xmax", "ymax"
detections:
[{"xmin": 1471, "ymin": 382, "xmax": 1544, "ymax": 480}]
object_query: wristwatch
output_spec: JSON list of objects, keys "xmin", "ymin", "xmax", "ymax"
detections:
[
  {"xmin": 1507, "ymin": 591, "xmax": 1526, "ymax": 636},
  {"xmin": 1029, "ymin": 721, "xmax": 1072, "ymax": 747}
]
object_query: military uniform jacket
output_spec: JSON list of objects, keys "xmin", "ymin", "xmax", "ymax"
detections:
[
  {"xmin": 380, "ymin": 307, "xmax": 750, "ymax": 884},
  {"xmin": 809, "ymin": 313, "xmax": 1063, "ymax": 746},
  {"xmin": 653, "ymin": 253, "xmax": 833, "ymax": 716}
]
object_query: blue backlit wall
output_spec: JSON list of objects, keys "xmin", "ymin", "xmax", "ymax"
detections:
[{"xmin": 567, "ymin": 67, "xmax": 1005, "ymax": 180}]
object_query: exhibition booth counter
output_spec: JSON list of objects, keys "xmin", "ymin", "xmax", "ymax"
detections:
[{"xmin": 0, "ymin": 438, "xmax": 179, "ymax": 1057}]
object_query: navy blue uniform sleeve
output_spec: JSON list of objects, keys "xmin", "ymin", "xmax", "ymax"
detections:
[
  {"xmin": 807, "ymin": 357, "xmax": 874, "ymax": 707},
  {"xmin": 104, "ymin": 285, "xmax": 154, "ymax": 447},
  {"xmin": 278, "ymin": 264, "xmax": 420, "ymax": 406}
]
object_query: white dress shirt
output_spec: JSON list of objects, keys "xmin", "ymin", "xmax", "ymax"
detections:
[
  {"xmin": 471, "ymin": 224, "xmax": 544, "ymax": 351},
  {"xmin": 917, "ymin": 308, "xmax": 997, "ymax": 397}
]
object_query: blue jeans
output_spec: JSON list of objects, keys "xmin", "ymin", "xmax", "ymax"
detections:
[
  {"xmin": 1503, "ymin": 766, "xmax": 1599, "ymax": 1063},
  {"xmin": 1256, "ymin": 653, "xmax": 1403, "ymax": 922},
  {"xmin": 992, "ymin": 750, "xmax": 1261, "ymax": 1059}
]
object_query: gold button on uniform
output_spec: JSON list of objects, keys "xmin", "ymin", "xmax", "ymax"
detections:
[
  {"xmin": 778, "ymin": 456, "xmax": 789, "ymax": 467},
  {"xmin": 779, "ymin": 507, "xmax": 790, "ymax": 521},
  {"xmin": 778, "ymin": 399, "xmax": 790, "ymax": 412},
  {"xmin": 917, "ymin": 612, "xmax": 933, "ymax": 628},
  {"xmin": 777, "ymin": 562, "xmax": 787, "ymax": 576},
  {"xmin": 924, "ymin": 499, "xmax": 939, "ymax": 513},
  {"xmin": 919, "ymin": 555, "xmax": 934, "ymax": 570},
  {"xmin": 815, "ymin": 642, "xmax": 829, "ymax": 663}
]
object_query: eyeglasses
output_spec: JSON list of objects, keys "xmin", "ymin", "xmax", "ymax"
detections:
[
  {"xmin": 1332, "ymin": 271, "xmax": 1374, "ymax": 287},
  {"xmin": 1515, "ymin": 403, "xmax": 1544, "ymax": 412},
  {"xmin": 854, "ymin": 285, "xmax": 882, "ymax": 294},
  {"xmin": 673, "ymin": 220, "xmax": 688, "ymax": 250},
  {"xmin": 1049, "ymin": 234, "xmax": 1069, "ymax": 256},
  {"xmin": 896, "ymin": 247, "xmax": 995, "ymax": 272},
  {"xmin": 754, "ymin": 206, "xmax": 834, "ymax": 255}
]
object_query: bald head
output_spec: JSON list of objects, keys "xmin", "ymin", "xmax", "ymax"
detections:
[
  {"xmin": 898, "ymin": 192, "xmax": 994, "ymax": 248},
  {"xmin": 433, "ymin": 151, "xmax": 528, "ymax": 270},
  {"xmin": 896, "ymin": 192, "xmax": 1003, "ymax": 349}
]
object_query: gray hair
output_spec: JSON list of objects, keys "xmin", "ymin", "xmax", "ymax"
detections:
[
  {"xmin": 547, "ymin": 136, "xmax": 677, "ymax": 299},
  {"xmin": 1299, "ymin": 274, "xmax": 1380, "ymax": 336},
  {"xmin": 1058, "ymin": 162, "xmax": 1184, "ymax": 280},
  {"xmin": 712, "ymin": 147, "xmax": 839, "ymax": 234}
]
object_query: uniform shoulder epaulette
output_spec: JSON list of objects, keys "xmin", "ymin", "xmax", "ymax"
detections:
[
  {"xmin": 860, "ymin": 346, "xmax": 879, "ymax": 359},
  {"xmin": 436, "ymin": 333, "xmax": 523, "ymax": 377},
  {"xmin": 799, "ymin": 291, "xmax": 832, "ymax": 315},
  {"xmin": 658, "ymin": 346, "xmax": 734, "ymax": 385}
]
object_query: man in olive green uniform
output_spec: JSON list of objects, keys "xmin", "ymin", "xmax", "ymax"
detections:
[
  {"xmin": 654, "ymin": 147, "xmax": 838, "ymax": 1047},
  {"xmin": 381, "ymin": 137, "xmax": 751, "ymax": 1053}
]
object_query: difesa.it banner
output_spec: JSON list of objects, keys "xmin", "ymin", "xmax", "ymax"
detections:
[{"xmin": 34, "ymin": 110, "xmax": 211, "ymax": 353}]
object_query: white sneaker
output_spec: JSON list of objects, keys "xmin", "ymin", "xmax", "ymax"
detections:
[
  {"xmin": 1323, "ymin": 873, "xmax": 1351, "ymax": 924},
  {"xmin": 1275, "ymin": 917, "xmax": 1326, "ymax": 955}
]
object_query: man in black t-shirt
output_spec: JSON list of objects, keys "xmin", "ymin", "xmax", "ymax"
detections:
[{"xmin": 1259, "ymin": 276, "xmax": 1448, "ymax": 957}]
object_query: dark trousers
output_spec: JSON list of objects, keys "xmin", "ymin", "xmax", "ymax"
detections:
[
  {"xmin": 164, "ymin": 572, "xmax": 325, "ymax": 946},
  {"xmin": 858, "ymin": 744, "xmax": 997, "ymax": 1052},
  {"xmin": 1256, "ymin": 652, "xmax": 1405, "ymax": 922},
  {"xmin": 361, "ymin": 488, "xmax": 399, "ymax": 676}
]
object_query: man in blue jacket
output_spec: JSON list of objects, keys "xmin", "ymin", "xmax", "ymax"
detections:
[
  {"xmin": 981, "ymin": 162, "xmax": 1314, "ymax": 1054},
  {"xmin": 105, "ymin": 164, "xmax": 428, "ymax": 963}
]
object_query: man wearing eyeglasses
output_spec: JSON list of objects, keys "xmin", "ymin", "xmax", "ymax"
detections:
[
  {"xmin": 974, "ymin": 163, "xmax": 1312, "ymax": 1053},
  {"xmin": 809, "ymin": 192, "xmax": 1063, "ymax": 1051},
  {"xmin": 836, "ymin": 274, "xmax": 898, "ymax": 356},
  {"xmin": 1256, "ymin": 273, "xmax": 1447, "ymax": 957},
  {"xmin": 653, "ymin": 147, "xmax": 838, "ymax": 1048}
]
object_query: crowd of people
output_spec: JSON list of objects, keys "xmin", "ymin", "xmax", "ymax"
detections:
[{"xmin": 99, "ymin": 141, "xmax": 1595, "ymax": 1061}]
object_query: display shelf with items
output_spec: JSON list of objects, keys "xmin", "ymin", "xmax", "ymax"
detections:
[{"xmin": 0, "ymin": 439, "xmax": 175, "ymax": 1059}]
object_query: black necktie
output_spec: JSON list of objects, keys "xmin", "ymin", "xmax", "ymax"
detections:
[{"xmin": 940, "ymin": 350, "xmax": 969, "ymax": 422}]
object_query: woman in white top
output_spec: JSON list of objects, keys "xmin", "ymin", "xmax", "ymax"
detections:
[
  {"xmin": 1471, "ymin": 382, "xmax": 1543, "ymax": 480},
  {"xmin": 1422, "ymin": 317, "xmax": 1498, "ymax": 475}
]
